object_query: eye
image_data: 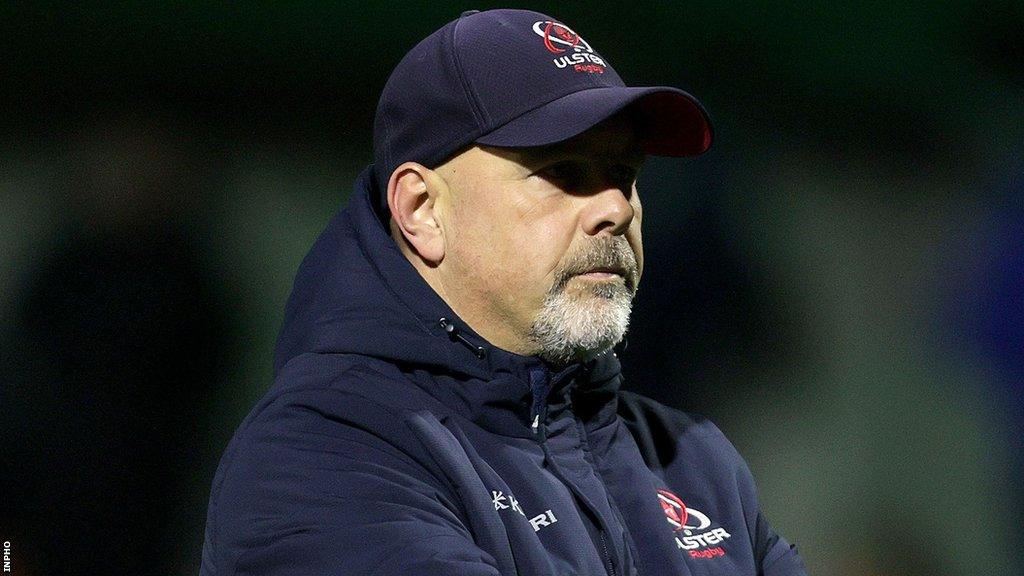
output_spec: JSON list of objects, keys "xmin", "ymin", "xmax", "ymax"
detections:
[
  {"xmin": 605, "ymin": 164, "xmax": 641, "ymax": 199},
  {"xmin": 536, "ymin": 160, "xmax": 585, "ymax": 189},
  {"xmin": 608, "ymin": 165, "xmax": 640, "ymax": 189}
]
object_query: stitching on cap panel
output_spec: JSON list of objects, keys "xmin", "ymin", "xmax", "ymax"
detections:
[{"xmin": 449, "ymin": 17, "xmax": 486, "ymax": 128}]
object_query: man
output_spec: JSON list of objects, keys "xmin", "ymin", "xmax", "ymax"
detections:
[{"xmin": 200, "ymin": 9, "xmax": 807, "ymax": 576}]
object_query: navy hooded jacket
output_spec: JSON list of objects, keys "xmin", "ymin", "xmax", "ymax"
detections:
[{"xmin": 199, "ymin": 166, "xmax": 808, "ymax": 576}]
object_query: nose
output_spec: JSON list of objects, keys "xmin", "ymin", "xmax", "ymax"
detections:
[{"xmin": 581, "ymin": 185, "xmax": 635, "ymax": 237}]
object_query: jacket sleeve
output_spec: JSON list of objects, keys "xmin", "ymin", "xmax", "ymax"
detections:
[
  {"xmin": 201, "ymin": 387, "xmax": 502, "ymax": 576},
  {"xmin": 752, "ymin": 509, "xmax": 807, "ymax": 576}
]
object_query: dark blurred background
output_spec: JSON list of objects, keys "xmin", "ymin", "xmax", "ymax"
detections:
[{"xmin": 1, "ymin": 1, "xmax": 1021, "ymax": 575}]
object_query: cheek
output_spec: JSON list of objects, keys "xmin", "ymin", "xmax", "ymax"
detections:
[
  {"xmin": 448, "ymin": 203, "xmax": 502, "ymax": 275},
  {"xmin": 630, "ymin": 196, "xmax": 644, "ymax": 277},
  {"xmin": 448, "ymin": 195, "xmax": 547, "ymax": 289},
  {"xmin": 447, "ymin": 179, "xmax": 575, "ymax": 308},
  {"xmin": 496, "ymin": 216, "xmax": 572, "ymax": 303}
]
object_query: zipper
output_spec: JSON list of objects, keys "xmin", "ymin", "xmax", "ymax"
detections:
[
  {"xmin": 531, "ymin": 364, "xmax": 620, "ymax": 576},
  {"xmin": 572, "ymin": 384, "xmax": 626, "ymax": 576},
  {"xmin": 529, "ymin": 363, "xmax": 582, "ymax": 439},
  {"xmin": 599, "ymin": 531, "xmax": 617, "ymax": 576},
  {"xmin": 538, "ymin": 437, "xmax": 620, "ymax": 576}
]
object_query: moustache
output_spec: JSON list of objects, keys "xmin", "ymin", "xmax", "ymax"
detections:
[{"xmin": 552, "ymin": 237, "xmax": 639, "ymax": 294}]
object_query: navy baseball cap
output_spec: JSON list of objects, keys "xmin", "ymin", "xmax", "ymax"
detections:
[{"xmin": 372, "ymin": 8, "xmax": 712, "ymax": 197}]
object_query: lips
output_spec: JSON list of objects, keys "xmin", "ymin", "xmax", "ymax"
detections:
[
  {"xmin": 587, "ymin": 267, "xmax": 625, "ymax": 275},
  {"xmin": 581, "ymin": 268, "xmax": 626, "ymax": 278},
  {"xmin": 578, "ymin": 267, "xmax": 625, "ymax": 278},
  {"xmin": 573, "ymin": 266, "xmax": 636, "ymax": 292}
]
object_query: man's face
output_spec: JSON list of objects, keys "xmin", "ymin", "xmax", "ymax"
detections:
[{"xmin": 434, "ymin": 114, "xmax": 645, "ymax": 364}]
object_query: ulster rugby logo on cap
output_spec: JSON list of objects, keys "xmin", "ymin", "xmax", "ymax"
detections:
[
  {"xmin": 532, "ymin": 21, "xmax": 592, "ymax": 53},
  {"xmin": 532, "ymin": 20, "xmax": 607, "ymax": 73}
]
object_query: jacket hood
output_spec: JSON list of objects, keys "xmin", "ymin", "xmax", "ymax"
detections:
[{"xmin": 273, "ymin": 165, "xmax": 623, "ymax": 396}]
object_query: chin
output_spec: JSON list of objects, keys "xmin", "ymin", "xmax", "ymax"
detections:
[{"xmin": 528, "ymin": 287, "xmax": 633, "ymax": 366}]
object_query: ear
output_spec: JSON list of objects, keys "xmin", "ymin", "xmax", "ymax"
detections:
[{"xmin": 387, "ymin": 162, "xmax": 447, "ymax": 265}]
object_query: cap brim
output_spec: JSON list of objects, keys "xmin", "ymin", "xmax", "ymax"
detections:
[{"xmin": 474, "ymin": 86, "xmax": 712, "ymax": 156}]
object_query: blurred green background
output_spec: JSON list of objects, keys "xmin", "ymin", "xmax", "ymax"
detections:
[{"xmin": 1, "ymin": 1, "xmax": 1022, "ymax": 575}]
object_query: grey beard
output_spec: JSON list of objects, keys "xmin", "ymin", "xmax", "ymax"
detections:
[{"xmin": 528, "ymin": 238, "xmax": 638, "ymax": 366}]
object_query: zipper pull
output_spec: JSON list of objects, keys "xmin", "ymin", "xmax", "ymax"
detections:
[{"xmin": 528, "ymin": 367, "xmax": 550, "ymax": 439}]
